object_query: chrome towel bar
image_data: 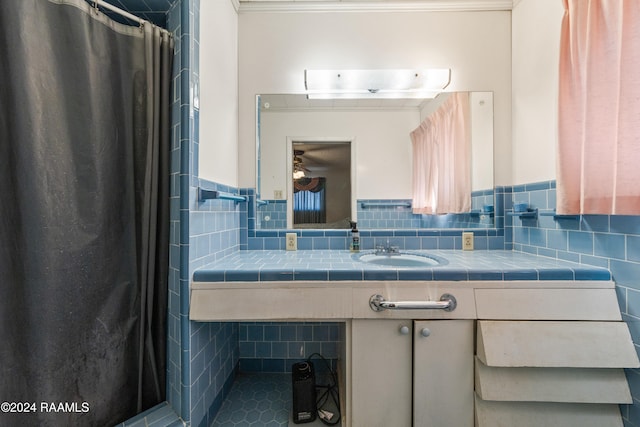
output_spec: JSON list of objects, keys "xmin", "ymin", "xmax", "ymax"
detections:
[
  {"xmin": 198, "ymin": 188, "xmax": 247, "ymax": 203},
  {"xmin": 360, "ymin": 201, "xmax": 412, "ymax": 209},
  {"xmin": 369, "ymin": 293, "xmax": 457, "ymax": 312}
]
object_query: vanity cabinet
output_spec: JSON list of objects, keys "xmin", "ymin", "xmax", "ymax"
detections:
[
  {"xmin": 350, "ymin": 319, "xmax": 474, "ymax": 427},
  {"xmin": 190, "ymin": 276, "xmax": 638, "ymax": 427}
]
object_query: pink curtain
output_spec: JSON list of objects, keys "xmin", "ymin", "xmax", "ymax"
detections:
[
  {"xmin": 411, "ymin": 92, "xmax": 471, "ymax": 215},
  {"xmin": 557, "ymin": 0, "xmax": 640, "ymax": 215}
]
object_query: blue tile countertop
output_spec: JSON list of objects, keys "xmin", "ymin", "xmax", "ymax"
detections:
[{"xmin": 192, "ymin": 250, "xmax": 611, "ymax": 282}]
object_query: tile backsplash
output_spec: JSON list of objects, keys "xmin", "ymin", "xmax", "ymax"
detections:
[
  {"xmin": 509, "ymin": 180, "xmax": 640, "ymax": 268},
  {"xmin": 238, "ymin": 322, "xmax": 342, "ymax": 373},
  {"xmin": 247, "ymin": 188, "xmax": 508, "ymax": 251},
  {"xmin": 255, "ymin": 190, "xmax": 495, "ymax": 231},
  {"xmin": 257, "ymin": 200, "xmax": 286, "ymax": 229},
  {"xmin": 357, "ymin": 199, "xmax": 421, "ymax": 229}
]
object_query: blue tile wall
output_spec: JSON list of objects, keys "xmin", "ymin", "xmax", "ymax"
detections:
[
  {"xmin": 188, "ymin": 322, "xmax": 238, "ymax": 427},
  {"xmin": 471, "ymin": 188, "xmax": 496, "ymax": 212},
  {"xmin": 238, "ymin": 322, "xmax": 342, "ymax": 373},
  {"xmin": 357, "ymin": 193, "xmax": 494, "ymax": 229},
  {"xmin": 509, "ymin": 180, "xmax": 640, "ymax": 426},
  {"xmin": 245, "ymin": 190, "xmax": 508, "ymax": 251},
  {"xmin": 257, "ymin": 200, "xmax": 287, "ymax": 229},
  {"xmin": 357, "ymin": 199, "xmax": 421, "ymax": 229},
  {"xmin": 183, "ymin": 1, "xmax": 242, "ymax": 426},
  {"xmin": 190, "ymin": 178, "xmax": 243, "ymax": 270},
  {"xmin": 167, "ymin": 0, "xmax": 196, "ymax": 422},
  {"xmin": 248, "ymin": 227, "xmax": 505, "ymax": 251},
  {"xmin": 165, "ymin": 0, "xmax": 183, "ymax": 421},
  {"xmin": 92, "ymin": 0, "xmax": 172, "ymax": 26},
  {"xmin": 188, "ymin": 178, "xmax": 242, "ymax": 427},
  {"xmin": 167, "ymin": 1, "xmax": 241, "ymax": 427},
  {"xmin": 254, "ymin": 194, "xmax": 496, "ymax": 231}
]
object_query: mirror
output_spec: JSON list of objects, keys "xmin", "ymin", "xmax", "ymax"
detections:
[
  {"xmin": 256, "ymin": 92, "xmax": 494, "ymax": 230},
  {"xmin": 290, "ymin": 141, "xmax": 353, "ymax": 229}
]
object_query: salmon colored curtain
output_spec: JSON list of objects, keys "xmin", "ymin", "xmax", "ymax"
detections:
[
  {"xmin": 557, "ymin": 0, "xmax": 640, "ymax": 215},
  {"xmin": 411, "ymin": 92, "xmax": 471, "ymax": 215}
]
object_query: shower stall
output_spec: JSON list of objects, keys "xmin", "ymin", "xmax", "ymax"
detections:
[{"xmin": 0, "ymin": 0, "xmax": 173, "ymax": 425}]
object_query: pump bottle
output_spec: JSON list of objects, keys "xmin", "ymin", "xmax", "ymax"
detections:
[{"xmin": 349, "ymin": 221, "xmax": 360, "ymax": 253}]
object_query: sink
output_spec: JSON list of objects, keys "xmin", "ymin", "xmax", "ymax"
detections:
[{"xmin": 356, "ymin": 252, "xmax": 444, "ymax": 268}]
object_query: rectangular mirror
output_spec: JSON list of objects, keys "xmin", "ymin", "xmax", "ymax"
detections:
[{"xmin": 255, "ymin": 92, "xmax": 494, "ymax": 230}]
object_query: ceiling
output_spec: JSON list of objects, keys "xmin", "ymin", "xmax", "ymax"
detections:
[
  {"xmin": 98, "ymin": 0, "xmax": 513, "ymax": 28},
  {"xmin": 293, "ymin": 142, "xmax": 351, "ymax": 177},
  {"xmin": 238, "ymin": 0, "xmax": 514, "ymax": 12}
]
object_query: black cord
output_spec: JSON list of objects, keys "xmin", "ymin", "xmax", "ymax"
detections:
[{"xmin": 306, "ymin": 353, "xmax": 341, "ymax": 426}]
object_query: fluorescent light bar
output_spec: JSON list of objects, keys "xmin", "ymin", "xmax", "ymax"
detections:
[
  {"xmin": 307, "ymin": 91, "xmax": 441, "ymax": 100},
  {"xmin": 304, "ymin": 69, "xmax": 450, "ymax": 99}
]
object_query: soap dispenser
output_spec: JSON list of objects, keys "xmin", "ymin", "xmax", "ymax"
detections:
[{"xmin": 349, "ymin": 221, "xmax": 360, "ymax": 253}]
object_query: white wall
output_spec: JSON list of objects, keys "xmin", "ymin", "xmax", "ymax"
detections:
[
  {"xmin": 199, "ymin": 0, "xmax": 239, "ymax": 185},
  {"xmin": 238, "ymin": 9, "xmax": 512, "ymax": 189},
  {"xmin": 261, "ymin": 109, "xmax": 419, "ymax": 199},
  {"xmin": 470, "ymin": 92, "xmax": 495, "ymax": 191},
  {"xmin": 512, "ymin": 0, "xmax": 564, "ymax": 185}
]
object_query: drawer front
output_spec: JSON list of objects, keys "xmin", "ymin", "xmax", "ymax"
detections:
[
  {"xmin": 475, "ymin": 288, "xmax": 621, "ymax": 320},
  {"xmin": 475, "ymin": 395, "xmax": 624, "ymax": 427},
  {"xmin": 477, "ymin": 320, "xmax": 640, "ymax": 368},
  {"xmin": 190, "ymin": 287, "xmax": 352, "ymax": 321},
  {"xmin": 475, "ymin": 357, "xmax": 631, "ymax": 404}
]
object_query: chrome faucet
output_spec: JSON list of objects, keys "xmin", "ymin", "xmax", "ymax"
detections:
[{"xmin": 374, "ymin": 240, "xmax": 400, "ymax": 256}]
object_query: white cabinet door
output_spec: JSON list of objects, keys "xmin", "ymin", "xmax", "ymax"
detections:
[
  {"xmin": 413, "ymin": 320, "xmax": 475, "ymax": 427},
  {"xmin": 351, "ymin": 320, "xmax": 474, "ymax": 427},
  {"xmin": 351, "ymin": 319, "xmax": 413, "ymax": 427}
]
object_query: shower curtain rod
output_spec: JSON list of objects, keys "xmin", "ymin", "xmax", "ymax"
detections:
[
  {"xmin": 92, "ymin": 0, "xmax": 143, "ymax": 25},
  {"xmin": 91, "ymin": 0, "xmax": 171, "ymax": 35}
]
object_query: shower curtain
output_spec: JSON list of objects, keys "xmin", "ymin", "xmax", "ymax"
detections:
[{"xmin": 0, "ymin": 1, "xmax": 172, "ymax": 426}]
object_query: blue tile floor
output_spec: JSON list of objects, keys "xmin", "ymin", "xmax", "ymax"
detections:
[{"xmin": 211, "ymin": 373, "xmax": 291, "ymax": 427}]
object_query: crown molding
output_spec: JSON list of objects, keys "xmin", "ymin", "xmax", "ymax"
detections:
[{"xmin": 238, "ymin": 0, "xmax": 514, "ymax": 14}]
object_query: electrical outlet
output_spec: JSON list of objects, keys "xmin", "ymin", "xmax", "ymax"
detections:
[
  {"xmin": 274, "ymin": 190, "xmax": 283, "ymax": 199},
  {"xmin": 462, "ymin": 232, "xmax": 474, "ymax": 251},
  {"xmin": 286, "ymin": 233, "xmax": 297, "ymax": 251}
]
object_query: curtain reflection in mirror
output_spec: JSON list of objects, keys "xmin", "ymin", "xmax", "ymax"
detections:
[
  {"xmin": 411, "ymin": 92, "xmax": 471, "ymax": 215},
  {"xmin": 294, "ymin": 177, "xmax": 327, "ymax": 224}
]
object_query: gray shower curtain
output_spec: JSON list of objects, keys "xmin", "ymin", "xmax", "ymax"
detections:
[{"xmin": 0, "ymin": 1, "xmax": 172, "ymax": 426}]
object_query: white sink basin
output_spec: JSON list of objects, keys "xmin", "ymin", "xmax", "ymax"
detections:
[{"xmin": 357, "ymin": 253, "xmax": 443, "ymax": 268}]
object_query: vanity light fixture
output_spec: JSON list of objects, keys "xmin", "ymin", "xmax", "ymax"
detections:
[{"xmin": 304, "ymin": 69, "xmax": 451, "ymax": 99}]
